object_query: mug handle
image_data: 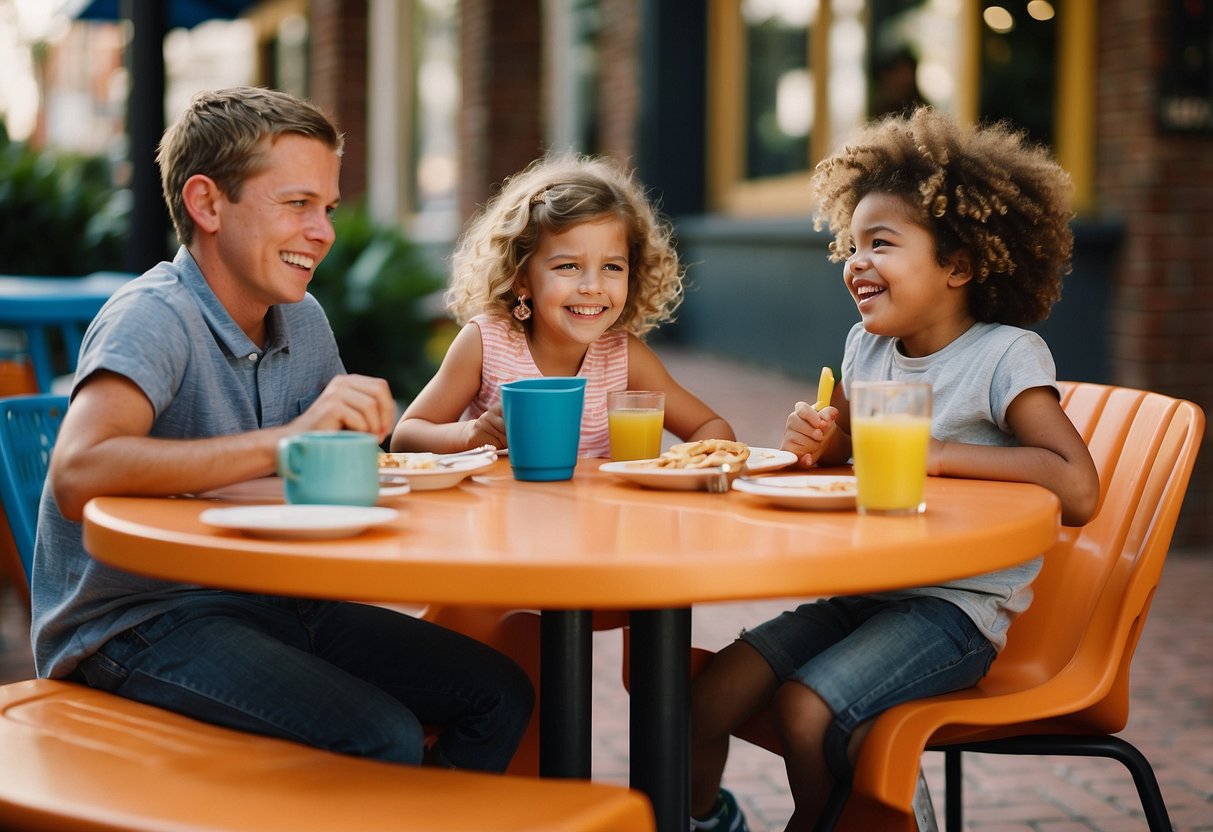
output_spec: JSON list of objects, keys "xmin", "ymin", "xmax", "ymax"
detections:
[{"xmin": 276, "ymin": 437, "xmax": 301, "ymax": 481}]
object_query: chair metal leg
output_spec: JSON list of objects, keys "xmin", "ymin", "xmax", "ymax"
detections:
[
  {"xmin": 940, "ymin": 735, "xmax": 1172, "ymax": 832},
  {"xmin": 944, "ymin": 749, "xmax": 963, "ymax": 831}
]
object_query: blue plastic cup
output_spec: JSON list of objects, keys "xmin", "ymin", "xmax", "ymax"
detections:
[{"xmin": 501, "ymin": 377, "xmax": 587, "ymax": 481}]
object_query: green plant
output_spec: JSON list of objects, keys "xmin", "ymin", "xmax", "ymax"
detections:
[
  {"xmin": 309, "ymin": 204, "xmax": 446, "ymax": 402},
  {"xmin": 0, "ymin": 120, "xmax": 127, "ymax": 275}
]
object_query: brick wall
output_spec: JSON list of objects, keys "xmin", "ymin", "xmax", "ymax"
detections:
[
  {"xmin": 597, "ymin": 0, "xmax": 641, "ymax": 166},
  {"xmin": 458, "ymin": 0, "xmax": 544, "ymax": 217},
  {"xmin": 308, "ymin": 0, "xmax": 368, "ymax": 203},
  {"xmin": 1097, "ymin": 2, "xmax": 1212, "ymax": 548}
]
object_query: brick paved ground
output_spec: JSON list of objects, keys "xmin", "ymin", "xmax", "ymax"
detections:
[{"xmin": 1, "ymin": 346, "xmax": 1208, "ymax": 830}]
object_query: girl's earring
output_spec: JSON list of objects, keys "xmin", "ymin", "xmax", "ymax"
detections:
[{"xmin": 513, "ymin": 295, "xmax": 532, "ymax": 321}]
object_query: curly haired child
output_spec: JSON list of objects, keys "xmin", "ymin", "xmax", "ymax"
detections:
[
  {"xmin": 391, "ymin": 154, "xmax": 733, "ymax": 455},
  {"xmin": 689, "ymin": 108, "xmax": 1100, "ymax": 831}
]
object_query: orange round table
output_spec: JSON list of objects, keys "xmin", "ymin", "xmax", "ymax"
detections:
[{"xmin": 83, "ymin": 458, "xmax": 1059, "ymax": 832}]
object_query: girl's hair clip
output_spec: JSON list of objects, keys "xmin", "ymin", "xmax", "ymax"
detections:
[{"xmin": 530, "ymin": 188, "xmax": 552, "ymax": 207}]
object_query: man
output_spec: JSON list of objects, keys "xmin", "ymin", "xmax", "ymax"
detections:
[{"xmin": 30, "ymin": 87, "xmax": 532, "ymax": 771}]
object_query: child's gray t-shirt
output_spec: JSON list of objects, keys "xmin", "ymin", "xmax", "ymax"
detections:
[{"xmin": 840, "ymin": 321, "xmax": 1060, "ymax": 650}]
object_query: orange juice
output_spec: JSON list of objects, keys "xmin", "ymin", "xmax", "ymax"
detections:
[
  {"xmin": 851, "ymin": 414, "xmax": 931, "ymax": 514},
  {"xmin": 609, "ymin": 408, "xmax": 665, "ymax": 461}
]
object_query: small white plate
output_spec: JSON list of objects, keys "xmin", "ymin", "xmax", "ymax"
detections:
[
  {"xmin": 732, "ymin": 474, "xmax": 857, "ymax": 510},
  {"xmin": 196, "ymin": 477, "xmax": 410, "ymax": 503},
  {"xmin": 600, "ymin": 447, "xmax": 797, "ymax": 491},
  {"xmin": 199, "ymin": 505, "xmax": 400, "ymax": 539},
  {"xmin": 379, "ymin": 453, "xmax": 497, "ymax": 491}
]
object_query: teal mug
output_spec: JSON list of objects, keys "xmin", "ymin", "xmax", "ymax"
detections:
[
  {"xmin": 501, "ymin": 377, "xmax": 587, "ymax": 481},
  {"xmin": 277, "ymin": 431, "xmax": 404, "ymax": 506}
]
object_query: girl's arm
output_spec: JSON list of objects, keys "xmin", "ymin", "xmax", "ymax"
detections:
[
  {"xmin": 929, "ymin": 386, "xmax": 1100, "ymax": 526},
  {"xmin": 390, "ymin": 323, "xmax": 506, "ymax": 452},
  {"xmin": 626, "ymin": 337, "xmax": 735, "ymax": 442}
]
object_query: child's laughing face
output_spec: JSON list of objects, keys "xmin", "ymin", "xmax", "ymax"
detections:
[
  {"xmin": 518, "ymin": 215, "xmax": 630, "ymax": 351},
  {"xmin": 844, "ymin": 192, "xmax": 973, "ymax": 357}
]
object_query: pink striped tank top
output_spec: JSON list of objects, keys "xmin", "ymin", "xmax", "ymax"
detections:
[{"xmin": 468, "ymin": 314, "xmax": 629, "ymax": 457}]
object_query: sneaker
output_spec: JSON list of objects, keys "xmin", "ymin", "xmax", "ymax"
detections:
[{"xmin": 689, "ymin": 788, "xmax": 750, "ymax": 832}]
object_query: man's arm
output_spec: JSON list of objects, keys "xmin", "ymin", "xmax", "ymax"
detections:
[{"xmin": 50, "ymin": 370, "xmax": 396, "ymax": 520}]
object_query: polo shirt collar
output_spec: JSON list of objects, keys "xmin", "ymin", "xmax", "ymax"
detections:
[{"xmin": 173, "ymin": 247, "xmax": 290, "ymax": 357}]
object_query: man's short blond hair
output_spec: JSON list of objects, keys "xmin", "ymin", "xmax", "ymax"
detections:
[{"xmin": 157, "ymin": 86, "xmax": 342, "ymax": 247}]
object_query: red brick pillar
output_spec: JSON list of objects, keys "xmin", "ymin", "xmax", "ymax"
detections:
[
  {"xmin": 458, "ymin": 0, "xmax": 544, "ymax": 218},
  {"xmin": 1097, "ymin": 2, "xmax": 1213, "ymax": 547},
  {"xmin": 598, "ymin": 0, "xmax": 641, "ymax": 166},
  {"xmin": 309, "ymin": 0, "xmax": 369, "ymax": 204}
]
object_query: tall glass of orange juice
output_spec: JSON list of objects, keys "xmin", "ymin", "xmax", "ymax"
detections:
[
  {"xmin": 608, "ymin": 390, "xmax": 665, "ymax": 461},
  {"xmin": 850, "ymin": 381, "xmax": 932, "ymax": 515}
]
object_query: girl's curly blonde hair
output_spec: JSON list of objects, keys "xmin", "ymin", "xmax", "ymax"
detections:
[
  {"xmin": 811, "ymin": 107, "xmax": 1074, "ymax": 327},
  {"xmin": 445, "ymin": 154, "xmax": 684, "ymax": 336}
]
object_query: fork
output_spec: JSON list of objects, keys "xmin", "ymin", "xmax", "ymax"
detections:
[
  {"xmin": 436, "ymin": 445, "xmax": 499, "ymax": 467},
  {"xmin": 706, "ymin": 462, "xmax": 737, "ymax": 493}
]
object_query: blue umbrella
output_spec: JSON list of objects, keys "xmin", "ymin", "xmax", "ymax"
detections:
[
  {"xmin": 67, "ymin": 0, "xmax": 259, "ymax": 271},
  {"xmin": 71, "ymin": 0, "xmax": 255, "ymax": 31}
]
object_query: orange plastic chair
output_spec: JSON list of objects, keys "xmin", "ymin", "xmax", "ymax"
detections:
[
  {"xmin": 679, "ymin": 383, "xmax": 1204, "ymax": 831},
  {"xmin": 0, "ymin": 678, "xmax": 654, "ymax": 832}
]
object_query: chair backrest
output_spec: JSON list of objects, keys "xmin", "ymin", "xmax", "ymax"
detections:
[
  {"xmin": 981, "ymin": 382, "xmax": 1204, "ymax": 732},
  {"xmin": 0, "ymin": 394, "xmax": 69, "ymax": 584}
]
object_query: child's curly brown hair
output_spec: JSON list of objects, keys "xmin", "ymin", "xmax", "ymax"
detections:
[{"xmin": 810, "ymin": 107, "xmax": 1073, "ymax": 326}]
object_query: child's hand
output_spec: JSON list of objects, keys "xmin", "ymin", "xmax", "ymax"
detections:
[
  {"xmin": 462, "ymin": 403, "xmax": 507, "ymax": 451},
  {"xmin": 781, "ymin": 401, "xmax": 837, "ymax": 468}
]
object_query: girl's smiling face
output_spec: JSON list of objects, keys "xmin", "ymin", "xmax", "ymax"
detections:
[
  {"xmin": 518, "ymin": 215, "xmax": 630, "ymax": 358},
  {"xmin": 844, "ymin": 191, "xmax": 974, "ymax": 357}
]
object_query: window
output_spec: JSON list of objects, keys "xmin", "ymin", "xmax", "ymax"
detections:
[{"xmin": 707, "ymin": 0, "xmax": 1093, "ymax": 216}]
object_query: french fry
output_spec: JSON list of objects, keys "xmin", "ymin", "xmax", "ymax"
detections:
[{"xmin": 814, "ymin": 366, "xmax": 835, "ymax": 410}]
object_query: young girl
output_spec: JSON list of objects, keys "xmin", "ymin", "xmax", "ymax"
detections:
[
  {"xmin": 391, "ymin": 154, "xmax": 733, "ymax": 455},
  {"xmin": 689, "ymin": 108, "xmax": 1101, "ymax": 831}
]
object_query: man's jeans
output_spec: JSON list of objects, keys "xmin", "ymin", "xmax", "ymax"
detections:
[{"xmin": 75, "ymin": 593, "xmax": 533, "ymax": 772}]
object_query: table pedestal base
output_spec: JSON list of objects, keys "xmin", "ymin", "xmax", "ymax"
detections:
[
  {"xmin": 630, "ymin": 608, "xmax": 691, "ymax": 832},
  {"xmin": 539, "ymin": 610, "xmax": 593, "ymax": 778}
]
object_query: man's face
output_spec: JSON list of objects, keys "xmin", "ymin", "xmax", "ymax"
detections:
[{"xmin": 211, "ymin": 133, "xmax": 341, "ymax": 311}]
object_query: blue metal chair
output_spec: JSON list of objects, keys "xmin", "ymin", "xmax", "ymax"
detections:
[{"xmin": 0, "ymin": 395, "xmax": 69, "ymax": 588}]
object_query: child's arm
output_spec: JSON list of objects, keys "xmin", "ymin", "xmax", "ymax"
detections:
[
  {"xmin": 929, "ymin": 386, "xmax": 1100, "ymax": 526},
  {"xmin": 390, "ymin": 323, "xmax": 506, "ymax": 453},
  {"xmin": 626, "ymin": 338, "xmax": 735, "ymax": 442}
]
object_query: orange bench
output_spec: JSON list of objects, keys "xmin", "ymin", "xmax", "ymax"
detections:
[{"xmin": 0, "ymin": 679, "xmax": 653, "ymax": 832}]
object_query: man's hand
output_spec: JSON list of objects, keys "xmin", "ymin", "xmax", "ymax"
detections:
[{"xmin": 293, "ymin": 374, "xmax": 397, "ymax": 441}]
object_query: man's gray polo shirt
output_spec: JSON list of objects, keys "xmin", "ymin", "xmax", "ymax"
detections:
[{"xmin": 30, "ymin": 247, "xmax": 345, "ymax": 678}]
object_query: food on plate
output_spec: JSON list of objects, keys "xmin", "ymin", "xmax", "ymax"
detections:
[
  {"xmin": 379, "ymin": 452, "xmax": 439, "ymax": 471},
  {"xmin": 787, "ymin": 478, "xmax": 855, "ymax": 494},
  {"xmin": 635, "ymin": 439, "xmax": 750, "ymax": 469}
]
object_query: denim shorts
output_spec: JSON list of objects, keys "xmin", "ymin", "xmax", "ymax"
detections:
[{"xmin": 741, "ymin": 594, "xmax": 996, "ymax": 781}]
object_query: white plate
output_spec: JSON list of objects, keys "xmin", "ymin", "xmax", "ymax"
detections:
[
  {"xmin": 379, "ymin": 452, "xmax": 497, "ymax": 491},
  {"xmin": 199, "ymin": 505, "xmax": 400, "ymax": 539},
  {"xmin": 599, "ymin": 447, "xmax": 797, "ymax": 491},
  {"xmin": 732, "ymin": 474, "xmax": 857, "ymax": 510},
  {"xmin": 195, "ymin": 477, "xmax": 410, "ymax": 503}
]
